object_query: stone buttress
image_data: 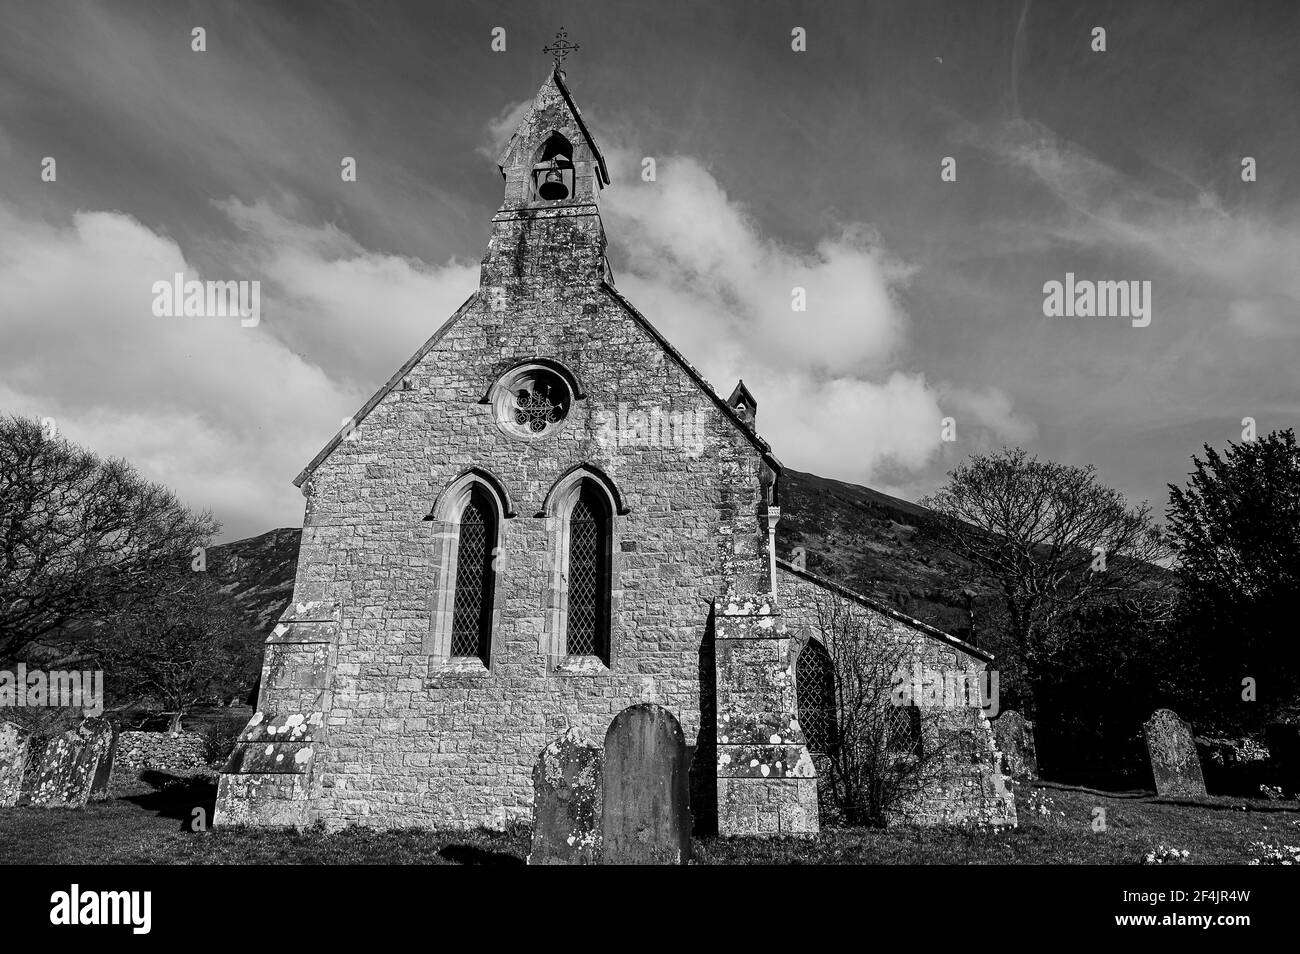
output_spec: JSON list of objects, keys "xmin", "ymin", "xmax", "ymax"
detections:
[
  {"xmin": 214, "ymin": 598, "xmax": 337, "ymax": 825},
  {"xmin": 713, "ymin": 465, "xmax": 819, "ymax": 835}
]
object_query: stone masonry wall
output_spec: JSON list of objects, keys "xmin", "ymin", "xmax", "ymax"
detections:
[
  {"xmin": 291, "ymin": 284, "xmax": 763, "ymax": 830},
  {"xmin": 778, "ymin": 567, "xmax": 1016, "ymax": 827},
  {"xmin": 114, "ymin": 731, "xmax": 209, "ymax": 775}
]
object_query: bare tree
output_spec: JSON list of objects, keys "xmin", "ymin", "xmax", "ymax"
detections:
[
  {"xmin": 0, "ymin": 415, "xmax": 217, "ymax": 657},
  {"xmin": 919, "ymin": 448, "xmax": 1169, "ymax": 700},
  {"xmin": 96, "ymin": 573, "xmax": 242, "ymax": 732},
  {"xmin": 805, "ymin": 589, "xmax": 959, "ymax": 827}
]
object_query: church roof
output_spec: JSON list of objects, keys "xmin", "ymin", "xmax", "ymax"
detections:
[{"xmin": 775, "ymin": 557, "xmax": 995, "ymax": 663}]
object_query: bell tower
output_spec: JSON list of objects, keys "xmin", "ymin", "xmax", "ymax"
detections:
[{"xmin": 481, "ymin": 64, "xmax": 612, "ymax": 297}]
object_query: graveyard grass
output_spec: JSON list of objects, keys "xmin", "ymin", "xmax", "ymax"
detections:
[{"xmin": 2, "ymin": 773, "xmax": 1296, "ymax": 864}]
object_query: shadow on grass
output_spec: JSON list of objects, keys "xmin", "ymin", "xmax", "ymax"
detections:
[
  {"xmin": 1036, "ymin": 778, "xmax": 1300, "ymax": 814},
  {"xmin": 122, "ymin": 770, "xmax": 218, "ymax": 832},
  {"xmin": 1034, "ymin": 780, "xmax": 1152, "ymax": 799},
  {"xmin": 1148, "ymin": 796, "xmax": 1300, "ymax": 815}
]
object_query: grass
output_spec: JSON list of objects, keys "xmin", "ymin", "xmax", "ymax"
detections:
[{"xmin": 2, "ymin": 774, "xmax": 1296, "ymax": 865}]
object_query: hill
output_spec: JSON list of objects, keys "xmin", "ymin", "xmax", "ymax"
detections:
[
  {"xmin": 777, "ymin": 468, "xmax": 989, "ymax": 641},
  {"xmin": 206, "ymin": 527, "xmax": 301, "ymax": 638}
]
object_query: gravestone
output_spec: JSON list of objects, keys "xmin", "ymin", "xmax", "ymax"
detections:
[
  {"xmin": 528, "ymin": 728, "xmax": 603, "ymax": 864},
  {"xmin": 602, "ymin": 703, "xmax": 691, "ymax": 864},
  {"xmin": 0, "ymin": 721, "xmax": 31, "ymax": 807},
  {"xmin": 25, "ymin": 730, "xmax": 90, "ymax": 807},
  {"xmin": 992, "ymin": 710, "xmax": 1038, "ymax": 780},
  {"xmin": 1143, "ymin": 708, "xmax": 1206, "ymax": 797},
  {"xmin": 1265, "ymin": 723, "xmax": 1300, "ymax": 795},
  {"xmin": 24, "ymin": 718, "xmax": 118, "ymax": 808},
  {"xmin": 79, "ymin": 717, "xmax": 118, "ymax": 801}
]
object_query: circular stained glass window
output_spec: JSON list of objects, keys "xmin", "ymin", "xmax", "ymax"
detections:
[{"xmin": 492, "ymin": 364, "xmax": 573, "ymax": 440}]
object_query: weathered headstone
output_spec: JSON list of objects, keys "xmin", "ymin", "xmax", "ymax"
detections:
[
  {"xmin": 1265, "ymin": 723, "xmax": 1300, "ymax": 795},
  {"xmin": 23, "ymin": 718, "xmax": 118, "ymax": 808},
  {"xmin": 79, "ymin": 717, "xmax": 118, "ymax": 801},
  {"xmin": 602, "ymin": 703, "xmax": 691, "ymax": 864},
  {"xmin": 992, "ymin": 710, "xmax": 1038, "ymax": 781},
  {"xmin": 1144, "ymin": 708, "xmax": 1206, "ymax": 797},
  {"xmin": 0, "ymin": 721, "xmax": 31, "ymax": 807},
  {"xmin": 528, "ymin": 728, "xmax": 603, "ymax": 865},
  {"xmin": 25, "ymin": 730, "xmax": 90, "ymax": 807}
]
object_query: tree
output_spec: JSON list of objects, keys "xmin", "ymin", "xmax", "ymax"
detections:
[
  {"xmin": 96, "ymin": 573, "xmax": 242, "ymax": 732},
  {"xmin": 919, "ymin": 447, "xmax": 1169, "ymax": 712},
  {"xmin": 804, "ymin": 589, "xmax": 959, "ymax": 827},
  {"xmin": 0, "ymin": 415, "xmax": 217, "ymax": 657},
  {"xmin": 1166, "ymin": 429, "xmax": 1300, "ymax": 726}
]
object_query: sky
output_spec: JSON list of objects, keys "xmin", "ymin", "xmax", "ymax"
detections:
[{"xmin": 1, "ymin": 0, "xmax": 1297, "ymax": 542}]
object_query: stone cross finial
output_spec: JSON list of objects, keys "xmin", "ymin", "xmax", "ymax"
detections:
[{"xmin": 543, "ymin": 28, "xmax": 579, "ymax": 69}]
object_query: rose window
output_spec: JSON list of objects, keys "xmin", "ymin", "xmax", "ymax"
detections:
[{"xmin": 491, "ymin": 363, "xmax": 574, "ymax": 440}]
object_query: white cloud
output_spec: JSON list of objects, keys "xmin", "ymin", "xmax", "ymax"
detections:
[
  {"xmin": 600, "ymin": 150, "xmax": 1029, "ymax": 487},
  {"xmin": 976, "ymin": 118, "xmax": 1300, "ymax": 325},
  {"xmin": 216, "ymin": 198, "xmax": 479, "ymax": 388},
  {"xmin": 941, "ymin": 386, "xmax": 1038, "ymax": 447},
  {"xmin": 0, "ymin": 201, "xmax": 475, "ymax": 539},
  {"xmin": 478, "ymin": 98, "xmax": 534, "ymax": 162}
]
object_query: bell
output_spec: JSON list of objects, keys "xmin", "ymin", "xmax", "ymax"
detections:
[{"xmin": 538, "ymin": 168, "xmax": 569, "ymax": 201}]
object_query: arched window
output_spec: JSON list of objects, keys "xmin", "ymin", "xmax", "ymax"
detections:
[
  {"xmin": 541, "ymin": 466, "xmax": 622, "ymax": 671},
  {"xmin": 449, "ymin": 488, "xmax": 495, "ymax": 662},
  {"xmin": 564, "ymin": 484, "xmax": 610, "ymax": 662},
  {"xmin": 425, "ymin": 471, "xmax": 510, "ymax": 672},
  {"xmin": 796, "ymin": 641, "xmax": 837, "ymax": 753}
]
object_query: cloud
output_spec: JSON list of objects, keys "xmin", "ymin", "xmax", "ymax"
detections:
[
  {"xmin": 599, "ymin": 150, "xmax": 1029, "ymax": 486},
  {"xmin": 972, "ymin": 118, "xmax": 1300, "ymax": 330},
  {"xmin": 477, "ymin": 98, "xmax": 533, "ymax": 162},
  {"xmin": 941, "ymin": 386, "xmax": 1038, "ymax": 446},
  {"xmin": 0, "ymin": 200, "xmax": 475, "ymax": 539},
  {"xmin": 215, "ymin": 198, "xmax": 479, "ymax": 388}
]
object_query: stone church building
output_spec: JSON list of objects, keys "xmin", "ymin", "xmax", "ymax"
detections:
[{"xmin": 216, "ymin": 68, "xmax": 1015, "ymax": 834}]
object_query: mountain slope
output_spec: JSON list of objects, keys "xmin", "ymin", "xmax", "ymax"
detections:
[
  {"xmin": 778, "ymin": 468, "xmax": 986, "ymax": 640},
  {"xmin": 206, "ymin": 527, "xmax": 300, "ymax": 638}
]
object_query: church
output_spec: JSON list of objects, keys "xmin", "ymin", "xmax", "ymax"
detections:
[{"xmin": 215, "ymin": 65, "xmax": 1015, "ymax": 835}]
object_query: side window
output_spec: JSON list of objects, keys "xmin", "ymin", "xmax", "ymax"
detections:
[
  {"xmin": 449, "ymin": 488, "xmax": 496, "ymax": 664},
  {"xmin": 795, "ymin": 640, "xmax": 837, "ymax": 753},
  {"xmin": 426, "ymin": 472, "xmax": 509, "ymax": 673},
  {"xmin": 563, "ymin": 484, "xmax": 611, "ymax": 663},
  {"xmin": 542, "ymin": 467, "xmax": 622, "ymax": 671}
]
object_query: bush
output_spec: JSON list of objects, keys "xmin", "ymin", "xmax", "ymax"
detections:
[{"xmin": 202, "ymin": 719, "xmax": 244, "ymax": 767}]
